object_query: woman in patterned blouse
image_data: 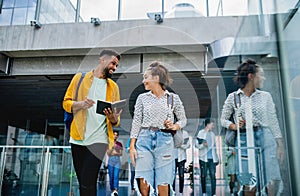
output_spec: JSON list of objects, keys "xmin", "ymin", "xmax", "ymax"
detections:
[
  {"xmin": 129, "ymin": 61, "xmax": 187, "ymax": 196},
  {"xmin": 220, "ymin": 59, "xmax": 284, "ymax": 195}
]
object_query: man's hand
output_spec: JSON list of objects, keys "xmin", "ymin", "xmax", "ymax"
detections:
[
  {"xmin": 81, "ymin": 98, "xmax": 95, "ymax": 110},
  {"xmin": 103, "ymin": 107, "xmax": 122, "ymax": 124},
  {"xmin": 72, "ymin": 98, "xmax": 95, "ymax": 113}
]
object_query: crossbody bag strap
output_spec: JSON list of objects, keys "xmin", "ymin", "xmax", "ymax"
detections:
[
  {"xmin": 167, "ymin": 93, "xmax": 179, "ymax": 123},
  {"xmin": 74, "ymin": 72, "xmax": 86, "ymax": 101},
  {"xmin": 234, "ymin": 92, "xmax": 243, "ymax": 173},
  {"xmin": 234, "ymin": 92, "xmax": 241, "ymax": 108},
  {"xmin": 167, "ymin": 93, "xmax": 174, "ymax": 109}
]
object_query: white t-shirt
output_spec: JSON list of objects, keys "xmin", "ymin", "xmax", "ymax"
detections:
[{"xmin": 70, "ymin": 77, "xmax": 108, "ymax": 145}]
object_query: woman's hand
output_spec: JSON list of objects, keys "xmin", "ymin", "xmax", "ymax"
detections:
[
  {"xmin": 164, "ymin": 119, "xmax": 179, "ymax": 130},
  {"xmin": 129, "ymin": 138, "xmax": 137, "ymax": 167},
  {"xmin": 239, "ymin": 119, "xmax": 246, "ymax": 129},
  {"xmin": 277, "ymin": 138, "xmax": 284, "ymax": 166},
  {"xmin": 129, "ymin": 147, "xmax": 137, "ymax": 167},
  {"xmin": 229, "ymin": 119, "xmax": 246, "ymax": 131}
]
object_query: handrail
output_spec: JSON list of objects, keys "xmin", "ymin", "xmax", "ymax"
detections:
[
  {"xmin": 0, "ymin": 148, "xmax": 7, "ymax": 194},
  {"xmin": 0, "ymin": 145, "xmax": 71, "ymax": 149},
  {"xmin": 41, "ymin": 149, "xmax": 51, "ymax": 196}
]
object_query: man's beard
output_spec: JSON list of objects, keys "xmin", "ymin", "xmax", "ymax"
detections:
[{"xmin": 103, "ymin": 67, "xmax": 112, "ymax": 78}]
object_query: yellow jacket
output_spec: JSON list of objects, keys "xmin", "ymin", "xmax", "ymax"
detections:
[{"xmin": 62, "ymin": 71, "xmax": 120, "ymax": 148}]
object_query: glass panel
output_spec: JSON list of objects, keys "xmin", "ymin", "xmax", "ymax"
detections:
[
  {"xmin": 263, "ymin": 0, "xmax": 298, "ymax": 14},
  {"xmin": 246, "ymin": 0, "xmax": 292, "ymax": 15},
  {"xmin": 221, "ymin": 147, "xmax": 265, "ymax": 194},
  {"xmin": 15, "ymin": 0, "xmax": 28, "ymax": 7},
  {"xmin": 0, "ymin": 130, "xmax": 78, "ymax": 195},
  {"xmin": 2, "ymin": 146, "xmax": 43, "ymax": 195},
  {"xmin": 222, "ymin": 0, "xmax": 248, "ymax": 16},
  {"xmin": 121, "ymin": 0, "xmax": 161, "ymax": 20},
  {"xmin": 47, "ymin": 146, "xmax": 75, "ymax": 195},
  {"xmin": 275, "ymin": 1, "xmax": 300, "ymax": 194},
  {"xmin": 25, "ymin": 7, "xmax": 35, "ymax": 24},
  {"xmin": 164, "ymin": 0, "xmax": 205, "ymax": 18},
  {"xmin": 204, "ymin": 0, "xmax": 248, "ymax": 16},
  {"xmin": 79, "ymin": 0, "xmax": 118, "ymax": 22},
  {"xmin": 28, "ymin": 0, "xmax": 37, "ymax": 8},
  {"xmin": 2, "ymin": 0, "xmax": 14, "ymax": 8},
  {"xmin": 12, "ymin": 7, "xmax": 27, "ymax": 25},
  {"xmin": 206, "ymin": 0, "xmax": 221, "ymax": 16},
  {"xmin": 39, "ymin": 0, "xmax": 76, "ymax": 24},
  {"xmin": 213, "ymin": 13, "xmax": 291, "ymax": 196},
  {"xmin": 0, "ymin": 8, "xmax": 12, "ymax": 25}
]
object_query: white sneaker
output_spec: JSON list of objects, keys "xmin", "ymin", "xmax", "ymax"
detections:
[
  {"xmin": 111, "ymin": 190, "xmax": 118, "ymax": 196},
  {"xmin": 202, "ymin": 193, "xmax": 207, "ymax": 196}
]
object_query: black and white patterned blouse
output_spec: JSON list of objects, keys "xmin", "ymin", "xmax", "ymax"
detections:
[
  {"xmin": 221, "ymin": 88, "xmax": 282, "ymax": 139},
  {"xmin": 130, "ymin": 91, "xmax": 187, "ymax": 138}
]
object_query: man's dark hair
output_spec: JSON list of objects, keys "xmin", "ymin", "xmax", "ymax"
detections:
[
  {"xmin": 204, "ymin": 118, "xmax": 213, "ymax": 126},
  {"xmin": 99, "ymin": 49, "xmax": 121, "ymax": 60},
  {"xmin": 113, "ymin": 130, "xmax": 119, "ymax": 136}
]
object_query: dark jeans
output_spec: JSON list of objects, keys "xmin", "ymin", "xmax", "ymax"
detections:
[
  {"xmin": 108, "ymin": 156, "xmax": 121, "ymax": 191},
  {"xmin": 130, "ymin": 162, "xmax": 136, "ymax": 191},
  {"xmin": 71, "ymin": 143, "xmax": 107, "ymax": 196},
  {"xmin": 200, "ymin": 159, "xmax": 216, "ymax": 195},
  {"xmin": 173, "ymin": 159, "xmax": 186, "ymax": 193}
]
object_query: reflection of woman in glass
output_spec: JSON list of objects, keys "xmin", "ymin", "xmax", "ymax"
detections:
[
  {"xmin": 221, "ymin": 59, "xmax": 284, "ymax": 195},
  {"xmin": 129, "ymin": 61, "xmax": 187, "ymax": 196}
]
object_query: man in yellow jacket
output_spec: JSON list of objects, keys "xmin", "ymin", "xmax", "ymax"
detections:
[{"xmin": 62, "ymin": 49, "xmax": 122, "ymax": 196}]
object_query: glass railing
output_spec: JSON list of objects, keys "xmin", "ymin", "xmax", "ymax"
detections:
[
  {"xmin": 0, "ymin": 146, "xmax": 75, "ymax": 196},
  {"xmin": 191, "ymin": 139, "xmax": 266, "ymax": 195},
  {"xmin": 0, "ymin": 145, "xmax": 133, "ymax": 196},
  {"xmin": 0, "ymin": 144, "xmax": 280, "ymax": 195}
]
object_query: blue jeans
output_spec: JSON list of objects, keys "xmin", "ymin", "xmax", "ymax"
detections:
[
  {"xmin": 108, "ymin": 156, "xmax": 121, "ymax": 191},
  {"xmin": 130, "ymin": 163, "xmax": 135, "ymax": 191},
  {"xmin": 135, "ymin": 128, "xmax": 174, "ymax": 192},
  {"xmin": 237, "ymin": 130, "xmax": 264, "ymax": 189},
  {"xmin": 237, "ymin": 128, "xmax": 281, "ymax": 190}
]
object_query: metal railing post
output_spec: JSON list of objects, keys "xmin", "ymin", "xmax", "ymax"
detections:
[
  {"xmin": 0, "ymin": 147, "xmax": 7, "ymax": 195},
  {"xmin": 41, "ymin": 147, "xmax": 51, "ymax": 196}
]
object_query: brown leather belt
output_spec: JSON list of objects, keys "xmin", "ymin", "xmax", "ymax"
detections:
[{"xmin": 240, "ymin": 126, "xmax": 260, "ymax": 133}]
